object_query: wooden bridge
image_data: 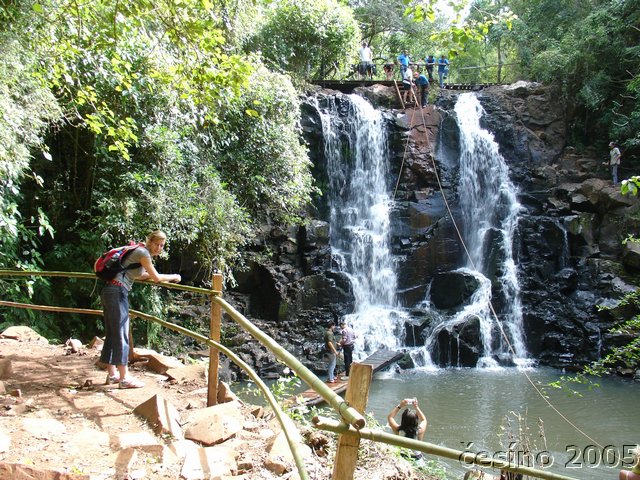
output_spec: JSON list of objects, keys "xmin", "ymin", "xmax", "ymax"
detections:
[
  {"xmin": 311, "ymin": 79, "xmax": 498, "ymax": 94},
  {"xmin": 293, "ymin": 349, "xmax": 404, "ymax": 406}
]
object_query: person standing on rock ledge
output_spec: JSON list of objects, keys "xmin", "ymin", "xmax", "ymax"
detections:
[
  {"xmin": 607, "ymin": 141, "xmax": 622, "ymax": 185},
  {"xmin": 339, "ymin": 320, "xmax": 356, "ymax": 380},
  {"xmin": 99, "ymin": 230, "xmax": 181, "ymax": 389}
]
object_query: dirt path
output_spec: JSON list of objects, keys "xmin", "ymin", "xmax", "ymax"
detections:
[
  {"xmin": 0, "ymin": 327, "xmax": 430, "ymax": 480},
  {"xmin": 0, "ymin": 327, "xmax": 297, "ymax": 479}
]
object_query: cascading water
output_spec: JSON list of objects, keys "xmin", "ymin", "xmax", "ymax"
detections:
[
  {"xmin": 421, "ymin": 93, "xmax": 529, "ymax": 368},
  {"xmin": 316, "ymin": 91, "xmax": 528, "ymax": 369},
  {"xmin": 317, "ymin": 94, "xmax": 409, "ymax": 356}
]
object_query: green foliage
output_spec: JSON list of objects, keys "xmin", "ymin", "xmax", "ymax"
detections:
[
  {"xmin": 412, "ymin": 459, "xmax": 448, "ymax": 479},
  {"xmin": 509, "ymin": 0, "xmax": 640, "ymax": 152},
  {"xmin": 213, "ymin": 66, "xmax": 317, "ymax": 224},
  {"xmin": 347, "ymin": 0, "xmax": 444, "ymax": 71},
  {"xmin": 0, "ymin": 31, "xmax": 61, "ymax": 331},
  {"xmin": 0, "ymin": 0, "xmax": 318, "ymax": 342},
  {"xmin": 250, "ymin": 0, "xmax": 361, "ymax": 80},
  {"xmin": 0, "ymin": 36, "xmax": 60, "ymax": 268},
  {"xmin": 621, "ymin": 176, "xmax": 640, "ymax": 197},
  {"xmin": 241, "ymin": 372, "xmax": 310, "ymax": 423}
]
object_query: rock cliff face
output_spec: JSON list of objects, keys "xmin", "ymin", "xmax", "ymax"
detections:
[{"xmin": 226, "ymin": 82, "xmax": 640, "ymax": 377}]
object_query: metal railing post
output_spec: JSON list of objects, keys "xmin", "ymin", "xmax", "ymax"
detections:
[{"xmin": 207, "ymin": 272, "xmax": 223, "ymax": 406}]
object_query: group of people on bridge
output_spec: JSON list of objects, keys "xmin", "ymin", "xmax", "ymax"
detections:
[{"xmin": 357, "ymin": 42, "xmax": 451, "ymax": 89}]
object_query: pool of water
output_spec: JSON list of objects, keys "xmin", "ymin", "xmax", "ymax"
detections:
[
  {"xmin": 364, "ymin": 367, "xmax": 640, "ymax": 479},
  {"xmin": 236, "ymin": 366, "xmax": 639, "ymax": 479}
]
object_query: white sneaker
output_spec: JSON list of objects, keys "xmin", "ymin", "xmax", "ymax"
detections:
[{"xmin": 340, "ymin": 376, "xmax": 349, "ymax": 381}]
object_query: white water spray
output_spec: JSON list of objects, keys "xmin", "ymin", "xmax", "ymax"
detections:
[
  {"xmin": 419, "ymin": 93, "xmax": 529, "ymax": 368},
  {"xmin": 317, "ymin": 92, "xmax": 529, "ymax": 369},
  {"xmin": 318, "ymin": 94, "xmax": 409, "ymax": 357}
]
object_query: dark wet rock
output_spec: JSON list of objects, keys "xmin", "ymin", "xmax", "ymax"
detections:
[
  {"xmin": 430, "ymin": 271, "xmax": 480, "ymax": 310},
  {"xmin": 622, "ymin": 241, "xmax": 640, "ymax": 270},
  {"xmin": 219, "ymin": 83, "xmax": 640, "ymax": 377},
  {"xmin": 431, "ymin": 317, "xmax": 482, "ymax": 367}
]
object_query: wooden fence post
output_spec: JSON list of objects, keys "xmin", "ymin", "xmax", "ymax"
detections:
[
  {"xmin": 332, "ymin": 362, "xmax": 373, "ymax": 480},
  {"xmin": 207, "ymin": 272, "xmax": 223, "ymax": 406}
]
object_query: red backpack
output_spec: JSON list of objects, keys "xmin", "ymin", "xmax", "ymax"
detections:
[{"xmin": 94, "ymin": 242, "xmax": 144, "ymax": 281}]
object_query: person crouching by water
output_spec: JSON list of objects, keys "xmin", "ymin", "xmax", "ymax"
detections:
[
  {"xmin": 620, "ymin": 445, "xmax": 640, "ymax": 480},
  {"xmin": 387, "ymin": 397, "xmax": 428, "ymax": 458},
  {"xmin": 100, "ymin": 230, "xmax": 181, "ymax": 389}
]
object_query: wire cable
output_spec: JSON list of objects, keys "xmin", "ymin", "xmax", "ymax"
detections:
[{"xmin": 398, "ymin": 87, "xmax": 604, "ymax": 449}]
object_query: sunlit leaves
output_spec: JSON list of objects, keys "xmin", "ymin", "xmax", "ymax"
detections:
[
  {"xmin": 0, "ymin": 37, "xmax": 60, "ymax": 276},
  {"xmin": 621, "ymin": 177, "xmax": 640, "ymax": 197},
  {"xmin": 407, "ymin": 3, "xmax": 436, "ymax": 23},
  {"xmin": 251, "ymin": 0, "xmax": 360, "ymax": 80}
]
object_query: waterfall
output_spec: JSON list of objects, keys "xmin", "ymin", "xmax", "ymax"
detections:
[
  {"xmin": 316, "ymin": 91, "xmax": 528, "ymax": 369},
  {"xmin": 318, "ymin": 94, "xmax": 408, "ymax": 356},
  {"xmin": 421, "ymin": 93, "xmax": 529, "ymax": 368}
]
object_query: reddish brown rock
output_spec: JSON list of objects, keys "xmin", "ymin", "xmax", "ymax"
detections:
[
  {"xmin": 0, "ymin": 359, "xmax": 12, "ymax": 379},
  {"xmin": 180, "ymin": 444, "xmax": 237, "ymax": 479},
  {"xmin": 1, "ymin": 326, "xmax": 48, "ymax": 343},
  {"xmin": 184, "ymin": 401, "xmax": 244, "ymax": 446},
  {"xmin": 217, "ymin": 380, "xmax": 241, "ymax": 404},
  {"xmin": 133, "ymin": 394, "xmax": 183, "ymax": 438},
  {"xmin": 138, "ymin": 352, "xmax": 183, "ymax": 374},
  {"xmin": 0, "ymin": 462, "xmax": 90, "ymax": 479}
]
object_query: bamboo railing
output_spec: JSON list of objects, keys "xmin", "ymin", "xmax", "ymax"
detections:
[
  {"xmin": 0, "ymin": 297, "xmax": 310, "ymax": 479},
  {"xmin": 313, "ymin": 417, "xmax": 579, "ymax": 480},
  {"xmin": 0, "ymin": 269, "xmax": 580, "ymax": 480}
]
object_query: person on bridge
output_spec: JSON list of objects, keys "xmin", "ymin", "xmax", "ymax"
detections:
[
  {"xmin": 425, "ymin": 54, "xmax": 436, "ymax": 82},
  {"xmin": 358, "ymin": 41, "xmax": 373, "ymax": 80},
  {"xmin": 99, "ymin": 230, "xmax": 181, "ymax": 389},
  {"xmin": 402, "ymin": 64, "xmax": 414, "ymax": 105},
  {"xmin": 324, "ymin": 322, "xmax": 341, "ymax": 383},
  {"xmin": 383, "ymin": 60, "xmax": 395, "ymax": 81},
  {"xmin": 620, "ymin": 445, "xmax": 640, "ymax": 480},
  {"xmin": 437, "ymin": 54, "xmax": 449, "ymax": 88},
  {"xmin": 339, "ymin": 320, "xmax": 356, "ymax": 380},
  {"xmin": 416, "ymin": 68, "xmax": 429, "ymax": 107},
  {"xmin": 388, "ymin": 397, "xmax": 428, "ymax": 458},
  {"xmin": 397, "ymin": 51, "xmax": 410, "ymax": 79}
]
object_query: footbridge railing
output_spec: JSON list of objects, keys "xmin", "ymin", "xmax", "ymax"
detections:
[{"xmin": 0, "ymin": 269, "xmax": 579, "ymax": 480}]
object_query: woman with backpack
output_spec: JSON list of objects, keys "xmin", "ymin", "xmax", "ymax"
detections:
[{"xmin": 99, "ymin": 230, "xmax": 181, "ymax": 388}]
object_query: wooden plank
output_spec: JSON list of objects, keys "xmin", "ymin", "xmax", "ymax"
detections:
[
  {"xmin": 332, "ymin": 363, "xmax": 373, "ymax": 480},
  {"xmin": 310, "ymin": 80, "xmax": 494, "ymax": 93}
]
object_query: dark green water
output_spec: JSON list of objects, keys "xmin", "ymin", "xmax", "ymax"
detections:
[
  {"xmin": 365, "ymin": 367, "xmax": 640, "ymax": 479},
  {"xmin": 238, "ymin": 366, "xmax": 639, "ymax": 479}
]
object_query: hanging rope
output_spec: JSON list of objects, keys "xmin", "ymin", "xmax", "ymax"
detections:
[{"xmin": 396, "ymin": 86, "xmax": 605, "ymax": 449}]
